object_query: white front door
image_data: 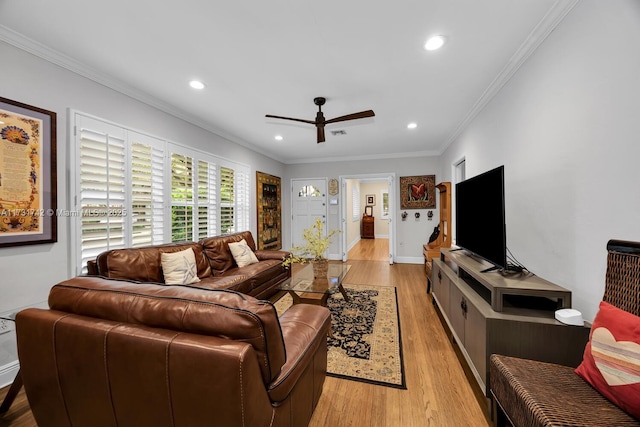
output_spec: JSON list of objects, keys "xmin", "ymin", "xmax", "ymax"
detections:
[{"xmin": 291, "ymin": 178, "xmax": 327, "ymax": 249}]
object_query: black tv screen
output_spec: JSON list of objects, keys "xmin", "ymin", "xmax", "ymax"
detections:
[{"xmin": 455, "ymin": 165, "xmax": 507, "ymax": 270}]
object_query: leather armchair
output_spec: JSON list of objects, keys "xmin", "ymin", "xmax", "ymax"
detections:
[{"xmin": 16, "ymin": 276, "xmax": 330, "ymax": 427}]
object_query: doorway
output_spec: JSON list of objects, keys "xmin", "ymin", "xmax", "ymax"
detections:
[{"xmin": 340, "ymin": 174, "xmax": 395, "ymax": 264}]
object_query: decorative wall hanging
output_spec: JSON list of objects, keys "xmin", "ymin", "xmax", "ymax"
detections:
[
  {"xmin": 0, "ymin": 97, "xmax": 57, "ymax": 247},
  {"xmin": 256, "ymin": 171, "xmax": 281, "ymax": 250},
  {"xmin": 328, "ymin": 178, "xmax": 339, "ymax": 195},
  {"xmin": 366, "ymin": 194, "xmax": 375, "ymax": 206},
  {"xmin": 399, "ymin": 175, "xmax": 435, "ymax": 209}
]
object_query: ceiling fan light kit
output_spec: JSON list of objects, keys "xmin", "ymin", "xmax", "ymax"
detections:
[{"xmin": 266, "ymin": 97, "xmax": 375, "ymax": 143}]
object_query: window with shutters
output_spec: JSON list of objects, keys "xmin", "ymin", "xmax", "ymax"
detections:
[
  {"xmin": 72, "ymin": 112, "xmax": 250, "ymax": 275},
  {"xmin": 352, "ymin": 185, "xmax": 360, "ymax": 221},
  {"xmin": 170, "ymin": 153, "xmax": 194, "ymax": 242},
  {"xmin": 220, "ymin": 166, "xmax": 235, "ymax": 234},
  {"xmin": 169, "ymin": 152, "xmax": 219, "ymax": 242},
  {"xmin": 197, "ymin": 160, "xmax": 217, "ymax": 240},
  {"xmin": 77, "ymin": 122, "xmax": 126, "ymax": 270},
  {"xmin": 218, "ymin": 166, "xmax": 250, "ymax": 235},
  {"xmin": 130, "ymin": 132, "xmax": 164, "ymax": 247},
  {"xmin": 234, "ymin": 168, "xmax": 250, "ymax": 233}
]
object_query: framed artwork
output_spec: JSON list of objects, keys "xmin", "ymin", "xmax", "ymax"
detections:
[
  {"xmin": 0, "ymin": 97, "xmax": 57, "ymax": 247},
  {"xmin": 256, "ymin": 171, "xmax": 281, "ymax": 250},
  {"xmin": 400, "ymin": 175, "xmax": 435, "ymax": 209},
  {"xmin": 366, "ymin": 194, "xmax": 375, "ymax": 206},
  {"xmin": 364, "ymin": 205, "xmax": 373, "ymax": 216}
]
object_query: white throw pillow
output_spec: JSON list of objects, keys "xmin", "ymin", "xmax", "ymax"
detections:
[
  {"xmin": 161, "ymin": 248, "xmax": 201, "ymax": 285},
  {"xmin": 228, "ymin": 239, "xmax": 259, "ymax": 268}
]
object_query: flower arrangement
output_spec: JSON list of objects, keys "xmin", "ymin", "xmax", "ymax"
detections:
[{"xmin": 282, "ymin": 218, "xmax": 340, "ymax": 268}]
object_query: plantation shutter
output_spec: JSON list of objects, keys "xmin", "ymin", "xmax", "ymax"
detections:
[
  {"xmin": 197, "ymin": 160, "xmax": 217, "ymax": 239},
  {"xmin": 77, "ymin": 117, "xmax": 126, "ymax": 272},
  {"xmin": 220, "ymin": 166, "xmax": 235, "ymax": 234},
  {"xmin": 235, "ymin": 168, "xmax": 250, "ymax": 232},
  {"xmin": 352, "ymin": 185, "xmax": 360, "ymax": 220},
  {"xmin": 171, "ymin": 153, "xmax": 194, "ymax": 242},
  {"xmin": 130, "ymin": 132, "xmax": 165, "ymax": 246}
]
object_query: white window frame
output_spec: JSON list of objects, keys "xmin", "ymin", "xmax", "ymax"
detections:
[
  {"xmin": 380, "ymin": 189, "xmax": 389, "ymax": 219},
  {"xmin": 352, "ymin": 184, "xmax": 360, "ymax": 221},
  {"xmin": 70, "ymin": 111, "xmax": 251, "ymax": 275}
]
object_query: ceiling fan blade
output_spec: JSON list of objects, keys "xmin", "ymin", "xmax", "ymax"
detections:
[
  {"xmin": 265, "ymin": 114, "xmax": 316, "ymax": 125},
  {"xmin": 324, "ymin": 110, "xmax": 375, "ymax": 125},
  {"xmin": 317, "ymin": 126, "xmax": 325, "ymax": 143}
]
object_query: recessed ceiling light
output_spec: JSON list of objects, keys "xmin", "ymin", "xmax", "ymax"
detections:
[
  {"xmin": 424, "ymin": 35, "xmax": 446, "ymax": 51},
  {"xmin": 189, "ymin": 80, "xmax": 205, "ymax": 89},
  {"xmin": 274, "ymin": 135, "xmax": 283, "ymax": 141},
  {"xmin": 407, "ymin": 122, "xmax": 417, "ymax": 129}
]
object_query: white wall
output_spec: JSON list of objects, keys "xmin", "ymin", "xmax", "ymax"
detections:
[
  {"xmin": 0, "ymin": 41, "xmax": 285, "ymax": 376},
  {"xmin": 440, "ymin": 0, "xmax": 640, "ymax": 321}
]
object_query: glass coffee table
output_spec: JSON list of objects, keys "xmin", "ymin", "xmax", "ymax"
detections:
[{"xmin": 278, "ymin": 262, "xmax": 350, "ymax": 307}]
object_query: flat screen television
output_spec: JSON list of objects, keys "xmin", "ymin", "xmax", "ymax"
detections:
[{"xmin": 455, "ymin": 165, "xmax": 507, "ymax": 271}]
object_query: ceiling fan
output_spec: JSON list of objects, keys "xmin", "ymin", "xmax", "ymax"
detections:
[{"xmin": 265, "ymin": 97, "xmax": 375, "ymax": 143}]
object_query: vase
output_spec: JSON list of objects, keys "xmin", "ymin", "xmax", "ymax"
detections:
[{"xmin": 312, "ymin": 258, "xmax": 329, "ymax": 278}]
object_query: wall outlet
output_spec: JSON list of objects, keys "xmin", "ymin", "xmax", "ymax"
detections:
[{"xmin": 0, "ymin": 319, "xmax": 15, "ymax": 335}]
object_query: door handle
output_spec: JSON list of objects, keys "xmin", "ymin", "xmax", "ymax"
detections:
[{"xmin": 437, "ymin": 271, "xmax": 442, "ymax": 281}]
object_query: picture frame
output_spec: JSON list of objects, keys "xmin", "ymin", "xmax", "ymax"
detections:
[
  {"xmin": 364, "ymin": 205, "xmax": 373, "ymax": 216},
  {"xmin": 256, "ymin": 171, "xmax": 281, "ymax": 250},
  {"xmin": 0, "ymin": 97, "xmax": 57, "ymax": 247},
  {"xmin": 400, "ymin": 175, "xmax": 435, "ymax": 209},
  {"xmin": 366, "ymin": 194, "xmax": 375, "ymax": 206}
]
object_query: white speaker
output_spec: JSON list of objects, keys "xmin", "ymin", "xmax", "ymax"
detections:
[{"xmin": 555, "ymin": 308, "xmax": 584, "ymax": 326}]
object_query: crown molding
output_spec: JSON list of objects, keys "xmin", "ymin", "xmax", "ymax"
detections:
[
  {"xmin": 439, "ymin": 0, "xmax": 581, "ymax": 155},
  {"xmin": 0, "ymin": 24, "xmax": 284, "ymax": 164},
  {"xmin": 282, "ymin": 149, "xmax": 440, "ymax": 165}
]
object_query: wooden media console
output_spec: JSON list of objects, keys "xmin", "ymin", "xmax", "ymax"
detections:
[{"xmin": 431, "ymin": 248, "xmax": 591, "ymax": 397}]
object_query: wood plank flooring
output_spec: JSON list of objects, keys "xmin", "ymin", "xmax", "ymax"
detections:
[
  {"xmin": 348, "ymin": 237, "xmax": 389, "ymax": 262},
  {"xmin": 0, "ymin": 240, "xmax": 489, "ymax": 427}
]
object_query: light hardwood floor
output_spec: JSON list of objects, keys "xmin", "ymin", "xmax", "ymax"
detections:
[{"xmin": 0, "ymin": 239, "xmax": 489, "ymax": 427}]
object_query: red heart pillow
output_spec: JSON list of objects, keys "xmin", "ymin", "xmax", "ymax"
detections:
[{"xmin": 575, "ymin": 301, "xmax": 640, "ymax": 419}]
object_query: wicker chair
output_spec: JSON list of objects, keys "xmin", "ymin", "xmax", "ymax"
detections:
[{"xmin": 490, "ymin": 239, "xmax": 640, "ymax": 427}]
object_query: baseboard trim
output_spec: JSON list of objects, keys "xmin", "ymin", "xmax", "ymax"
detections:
[
  {"xmin": 394, "ymin": 256, "xmax": 424, "ymax": 264},
  {"xmin": 0, "ymin": 360, "xmax": 20, "ymax": 389},
  {"xmin": 347, "ymin": 237, "xmax": 361, "ymax": 252}
]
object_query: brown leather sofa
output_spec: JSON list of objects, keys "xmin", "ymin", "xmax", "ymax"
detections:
[
  {"xmin": 89, "ymin": 231, "xmax": 290, "ymax": 300},
  {"xmin": 16, "ymin": 276, "xmax": 331, "ymax": 427}
]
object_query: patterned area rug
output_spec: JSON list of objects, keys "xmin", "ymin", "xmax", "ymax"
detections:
[{"xmin": 274, "ymin": 283, "xmax": 406, "ymax": 389}]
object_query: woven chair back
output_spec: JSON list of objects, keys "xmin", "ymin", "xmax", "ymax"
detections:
[{"xmin": 604, "ymin": 239, "xmax": 640, "ymax": 316}]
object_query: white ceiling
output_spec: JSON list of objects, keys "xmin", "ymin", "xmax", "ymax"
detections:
[{"xmin": 0, "ymin": 0, "xmax": 577, "ymax": 164}]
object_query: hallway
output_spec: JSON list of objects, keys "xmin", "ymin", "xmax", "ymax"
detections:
[{"xmin": 348, "ymin": 238, "xmax": 389, "ymax": 262}]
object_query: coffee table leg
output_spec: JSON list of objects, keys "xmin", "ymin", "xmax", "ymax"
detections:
[
  {"xmin": 0, "ymin": 369, "xmax": 22, "ymax": 414},
  {"xmin": 338, "ymin": 284, "xmax": 350, "ymax": 302}
]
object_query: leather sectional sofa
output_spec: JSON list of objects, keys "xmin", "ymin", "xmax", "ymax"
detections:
[
  {"xmin": 88, "ymin": 231, "xmax": 290, "ymax": 300},
  {"xmin": 16, "ymin": 276, "xmax": 331, "ymax": 426}
]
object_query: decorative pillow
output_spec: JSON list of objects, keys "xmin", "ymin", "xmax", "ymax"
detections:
[
  {"xmin": 228, "ymin": 239, "xmax": 259, "ymax": 268},
  {"xmin": 575, "ymin": 301, "xmax": 640, "ymax": 419},
  {"xmin": 161, "ymin": 248, "xmax": 201, "ymax": 285}
]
